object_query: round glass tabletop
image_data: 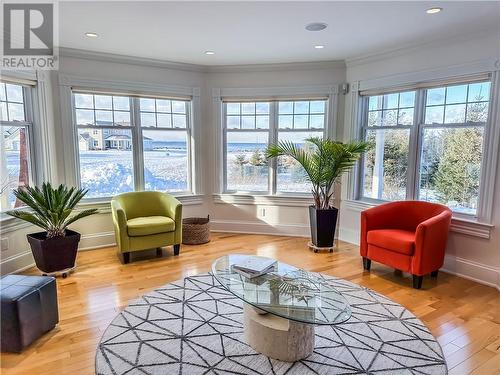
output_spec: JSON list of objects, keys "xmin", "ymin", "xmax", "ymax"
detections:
[{"xmin": 212, "ymin": 254, "xmax": 351, "ymax": 325}]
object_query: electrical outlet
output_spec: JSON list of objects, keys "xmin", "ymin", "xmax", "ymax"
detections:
[
  {"xmin": 1, "ymin": 237, "xmax": 8, "ymax": 252},
  {"xmin": 261, "ymin": 208, "xmax": 266, "ymax": 217}
]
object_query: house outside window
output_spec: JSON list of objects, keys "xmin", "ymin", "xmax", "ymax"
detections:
[
  {"xmin": 73, "ymin": 91, "xmax": 191, "ymax": 198},
  {"xmin": 0, "ymin": 81, "xmax": 35, "ymax": 212}
]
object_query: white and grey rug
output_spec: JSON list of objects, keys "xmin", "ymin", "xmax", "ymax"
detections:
[{"xmin": 96, "ymin": 273, "xmax": 447, "ymax": 374}]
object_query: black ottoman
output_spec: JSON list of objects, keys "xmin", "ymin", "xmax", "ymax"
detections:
[{"xmin": 1, "ymin": 275, "xmax": 59, "ymax": 352}]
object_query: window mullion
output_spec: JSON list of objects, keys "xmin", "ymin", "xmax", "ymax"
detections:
[
  {"xmin": 270, "ymin": 102, "xmax": 277, "ymax": 195},
  {"xmin": 222, "ymin": 103, "xmax": 228, "ymax": 193},
  {"xmin": 131, "ymin": 97, "xmax": 144, "ymax": 191},
  {"xmin": 407, "ymin": 89, "xmax": 425, "ymax": 200}
]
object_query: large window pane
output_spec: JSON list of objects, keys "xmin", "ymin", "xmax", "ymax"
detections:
[
  {"xmin": 143, "ymin": 130, "xmax": 188, "ymax": 192},
  {"xmin": 363, "ymin": 128, "xmax": 410, "ymax": 201},
  {"xmin": 78, "ymin": 128, "xmax": 134, "ymax": 198},
  {"xmin": 226, "ymin": 132, "xmax": 268, "ymax": 191},
  {"xmin": 419, "ymin": 127, "xmax": 483, "ymax": 215},
  {"xmin": 0, "ymin": 126, "xmax": 30, "ymax": 211},
  {"xmin": 276, "ymin": 131, "xmax": 323, "ymax": 193}
]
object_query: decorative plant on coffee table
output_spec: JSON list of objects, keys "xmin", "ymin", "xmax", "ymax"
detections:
[
  {"xmin": 7, "ymin": 183, "xmax": 98, "ymax": 277},
  {"xmin": 266, "ymin": 137, "xmax": 369, "ymax": 249}
]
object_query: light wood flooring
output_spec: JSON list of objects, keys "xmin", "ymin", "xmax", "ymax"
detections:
[{"xmin": 1, "ymin": 232, "xmax": 499, "ymax": 374}]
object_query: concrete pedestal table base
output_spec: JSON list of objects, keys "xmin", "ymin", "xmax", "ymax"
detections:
[{"xmin": 243, "ymin": 304, "xmax": 314, "ymax": 362}]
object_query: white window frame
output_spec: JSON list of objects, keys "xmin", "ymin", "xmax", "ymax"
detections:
[
  {"xmin": 59, "ymin": 74, "xmax": 202, "ymax": 204},
  {"xmin": 352, "ymin": 71, "xmax": 500, "ymax": 226},
  {"xmin": 72, "ymin": 91, "xmax": 193, "ymax": 199},
  {"xmin": 222, "ymin": 100, "xmax": 327, "ymax": 196},
  {"xmin": 0, "ymin": 80, "xmax": 37, "ymax": 213},
  {"xmin": 214, "ymin": 85, "xmax": 339, "ymax": 199}
]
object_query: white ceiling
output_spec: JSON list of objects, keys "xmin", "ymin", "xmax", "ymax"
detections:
[{"xmin": 59, "ymin": 1, "xmax": 500, "ymax": 66}]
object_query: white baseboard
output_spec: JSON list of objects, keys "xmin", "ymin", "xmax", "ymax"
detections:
[
  {"xmin": 211, "ymin": 219, "xmax": 309, "ymax": 237},
  {"xmin": 1, "ymin": 251, "xmax": 35, "ymax": 275},
  {"xmin": 0, "ymin": 231, "xmax": 116, "ymax": 275},
  {"xmin": 339, "ymin": 227, "xmax": 360, "ymax": 246},
  {"xmin": 79, "ymin": 231, "xmax": 116, "ymax": 251},
  {"xmin": 442, "ymin": 255, "xmax": 500, "ymax": 291},
  {"xmin": 339, "ymin": 228, "xmax": 500, "ymax": 291}
]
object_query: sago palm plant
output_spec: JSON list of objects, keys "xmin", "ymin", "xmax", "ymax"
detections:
[
  {"xmin": 266, "ymin": 137, "xmax": 370, "ymax": 209},
  {"xmin": 6, "ymin": 183, "xmax": 98, "ymax": 238}
]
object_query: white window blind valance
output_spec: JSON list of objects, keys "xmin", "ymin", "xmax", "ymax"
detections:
[
  {"xmin": 359, "ymin": 73, "xmax": 491, "ymax": 96},
  {"xmin": 72, "ymin": 88, "xmax": 192, "ymax": 101}
]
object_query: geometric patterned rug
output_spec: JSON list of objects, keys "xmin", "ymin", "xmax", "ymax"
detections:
[{"xmin": 96, "ymin": 273, "xmax": 447, "ymax": 374}]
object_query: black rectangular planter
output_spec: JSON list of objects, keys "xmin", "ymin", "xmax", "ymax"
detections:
[
  {"xmin": 308, "ymin": 206, "xmax": 338, "ymax": 248},
  {"xmin": 27, "ymin": 230, "xmax": 80, "ymax": 273}
]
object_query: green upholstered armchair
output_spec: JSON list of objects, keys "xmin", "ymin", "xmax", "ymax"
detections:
[{"xmin": 111, "ymin": 191, "xmax": 182, "ymax": 264}]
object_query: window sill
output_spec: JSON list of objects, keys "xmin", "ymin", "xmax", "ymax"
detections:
[
  {"xmin": 0, "ymin": 194, "xmax": 205, "ymax": 233},
  {"xmin": 342, "ymin": 199, "xmax": 494, "ymax": 239},
  {"xmin": 79, "ymin": 193, "xmax": 205, "ymax": 213},
  {"xmin": 213, "ymin": 194, "xmax": 313, "ymax": 207}
]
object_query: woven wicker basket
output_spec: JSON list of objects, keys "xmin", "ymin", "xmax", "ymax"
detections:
[{"xmin": 182, "ymin": 216, "xmax": 210, "ymax": 245}]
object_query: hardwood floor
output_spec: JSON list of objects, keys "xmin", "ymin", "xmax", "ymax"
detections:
[{"xmin": 1, "ymin": 232, "xmax": 499, "ymax": 374}]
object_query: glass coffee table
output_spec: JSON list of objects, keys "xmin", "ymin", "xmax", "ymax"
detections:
[{"xmin": 212, "ymin": 254, "xmax": 351, "ymax": 362}]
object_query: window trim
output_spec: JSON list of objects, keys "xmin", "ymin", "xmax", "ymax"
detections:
[
  {"xmin": 0, "ymin": 81, "xmax": 37, "ymax": 213},
  {"xmin": 215, "ymin": 85, "xmax": 339, "ymax": 197},
  {"xmin": 223, "ymin": 100, "xmax": 327, "ymax": 195},
  {"xmin": 59, "ymin": 74, "xmax": 202, "ymax": 201},
  {"xmin": 352, "ymin": 72, "xmax": 499, "ymax": 225}
]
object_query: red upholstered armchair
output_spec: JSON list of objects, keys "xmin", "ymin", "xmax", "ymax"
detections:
[{"xmin": 360, "ymin": 201, "xmax": 452, "ymax": 289}]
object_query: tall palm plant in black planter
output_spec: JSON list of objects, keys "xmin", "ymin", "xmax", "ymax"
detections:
[
  {"xmin": 266, "ymin": 137, "xmax": 369, "ymax": 248},
  {"xmin": 6, "ymin": 183, "xmax": 97, "ymax": 277}
]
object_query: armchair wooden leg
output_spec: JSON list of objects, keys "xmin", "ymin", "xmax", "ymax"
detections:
[
  {"xmin": 431, "ymin": 270, "xmax": 439, "ymax": 278},
  {"xmin": 173, "ymin": 244, "xmax": 180, "ymax": 256},
  {"xmin": 412, "ymin": 275, "xmax": 423, "ymax": 289},
  {"xmin": 362, "ymin": 257, "xmax": 371, "ymax": 271},
  {"xmin": 156, "ymin": 248, "xmax": 163, "ymax": 257},
  {"xmin": 122, "ymin": 252, "xmax": 130, "ymax": 264}
]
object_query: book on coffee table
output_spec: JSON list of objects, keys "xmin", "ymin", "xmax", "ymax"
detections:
[{"xmin": 232, "ymin": 257, "xmax": 277, "ymax": 279}]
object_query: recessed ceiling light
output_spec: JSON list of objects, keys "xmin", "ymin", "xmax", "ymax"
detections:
[
  {"xmin": 426, "ymin": 7, "xmax": 443, "ymax": 14},
  {"xmin": 85, "ymin": 32, "xmax": 98, "ymax": 38},
  {"xmin": 305, "ymin": 22, "xmax": 327, "ymax": 32},
  {"xmin": 205, "ymin": 51, "xmax": 215, "ymax": 55},
  {"xmin": 314, "ymin": 45, "xmax": 325, "ymax": 49}
]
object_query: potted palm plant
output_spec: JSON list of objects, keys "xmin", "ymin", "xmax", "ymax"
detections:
[
  {"xmin": 6, "ymin": 183, "xmax": 98, "ymax": 277},
  {"xmin": 266, "ymin": 137, "xmax": 369, "ymax": 249}
]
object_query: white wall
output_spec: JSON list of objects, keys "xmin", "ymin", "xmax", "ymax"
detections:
[{"xmin": 339, "ymin": 30, "xmax": 500, "ymax": 290}]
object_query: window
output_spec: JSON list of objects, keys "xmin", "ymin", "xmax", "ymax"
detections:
[
  {"xmin": 223, "ymin": 99, "xmax": 326, "ymax": 194},
  {"xmin": 73, "ymin": 91, "xmax": 191, "ymax": 198},
  {"xmin": 140, "ymin": 98, "xmax": 190, "ymax": 192},
  {"xmin": 277, "ymin": 100, "xmax": 326, "ymax": 192},
  {"xmin": 359, "ymin": 79, "xmax": 492, "ymax": 216},
  {"xmin": 75, "ymin": 93, "xmax": 134, "ymax": 198},
  {"xmin": 0, "ymin": 82, "xmax": 34, "ymax": 211},
  {"xmin": 362, "ymin": 91, "xmax": 415, "ymax": 201}
]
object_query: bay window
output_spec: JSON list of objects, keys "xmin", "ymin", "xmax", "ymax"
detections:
[
  {"xmin": 359, "ymin": 78, "xmax": 492, "ymax": 217},
  {"xmin": 223, "ymin": 99, "xmax": 326, "ymax": 194},
  {"xmin": 73, "ymin": 91, "xmax": 191, "ymax": 199},
  {"xmin": 0, "ymin": 81, "xmax": 34, "ymax": 211}
]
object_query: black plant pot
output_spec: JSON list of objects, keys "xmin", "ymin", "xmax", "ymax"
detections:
[
  {"xmin": 27, "ymin": 229, "xmax": 81, "ymax": 274},
  {"xmin": 308, "ymin": 206, "xmax": 338, "ymax": 248}
]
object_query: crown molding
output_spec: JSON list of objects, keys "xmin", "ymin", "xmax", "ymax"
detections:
[
  {"xmin": 345, "ymin": 27, "xmax": 499, "ymax": 69},
  {"xmin": 59, "ymin": 47, "xmax": 345, "ymax": 74},
  {"xmin": 59, "ymin": 47, "xmax": 206, "ymax": 73},
  {"xmin": 205, "ymin": 60, "xmax": 345, "ymax": 73}
]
